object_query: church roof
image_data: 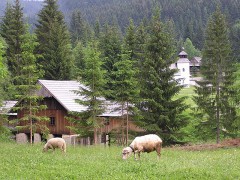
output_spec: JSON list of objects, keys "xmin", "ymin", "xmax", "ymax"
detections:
[
  {"xmin": 177, "ymin": 58, "xmax": 190, "ymax": 63},
  {"xmin": 177, "ymin": 48, "xmax": 189, "ymax": 63},
  {"xmin": 179, "ymin": 50, "xmax": 188, "ymax": 56}
]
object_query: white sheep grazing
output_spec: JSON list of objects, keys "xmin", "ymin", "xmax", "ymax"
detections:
[
  {"xmin": 122, "ymin": 134, "xmax": 162, "ymax": 160},
  {"xmin": 43, "ymin": 137, "xmax": 66, "ymax": 153}
]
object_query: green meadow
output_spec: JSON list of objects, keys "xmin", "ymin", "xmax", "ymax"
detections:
[{"xmin": 0, "ymin": 142, "xmax": 239, "ymax": 180}]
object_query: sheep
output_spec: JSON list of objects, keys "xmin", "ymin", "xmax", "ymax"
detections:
[
  {"xmin": 43, "ymin": 137, "xmax": 66, "ymax": 153},
  {"xmin": 122, "ymin": 134, "xmax": 162, "ymax": 160}
]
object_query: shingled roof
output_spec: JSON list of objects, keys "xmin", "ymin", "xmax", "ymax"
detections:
[
  {"xmin": 0, "ymin": 101, "xmax": 18, "ymax": 115},
  {"xmin": 37, "ymin": 80, "xmax": 123, "ymax": 117}
]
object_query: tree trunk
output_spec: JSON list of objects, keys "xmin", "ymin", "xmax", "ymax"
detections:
[
  {"xmin": 121, "ymin": 103, "xmax": 125, "ymax": 146},
  {"xmin": 94, "ymin": 128, "xmax": 98, "ymax": 145},
  {"xmin": 30, "ymin": 101, "xmax": 33, "ymax": 144},
  {"xmin": 126, "ymin": 102, "xmax": 129, "ymax": 146},
  {"xmin": 216, "ymin": 64, "xmax": 221, "ymax": 144},
  {"xmin": 216, "ymin": 97, "xmax": 220, "ymax": 144}
]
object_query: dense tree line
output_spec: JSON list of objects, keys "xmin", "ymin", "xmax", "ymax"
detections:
[
  {"xmin": 1, "ymin": 0, "xmax": 239, "ymax": 51},
  {"xmin": 0, "ymin": 0, "xmax": 239, "ymax": 144}
]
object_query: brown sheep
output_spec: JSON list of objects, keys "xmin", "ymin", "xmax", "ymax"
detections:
[
  {"xmin": 43, "ymin": 137, "xmax": 66, "ymax": 153},
  {"xmin": 122, "ymin": 134, "xmax": 162, "ymax": 160}
]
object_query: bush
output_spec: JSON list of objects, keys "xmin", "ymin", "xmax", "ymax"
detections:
[{"xmin": 0, "ymin": 126, "xmax": 13, "ymax": 142}]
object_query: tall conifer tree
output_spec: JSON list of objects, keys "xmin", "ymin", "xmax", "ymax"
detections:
[
  {"xmin": 72, "ymin": 40, "xmax": 106, "ymax": 145},
  {"xmin": 0, "ymin": 37, "xmax": 11, "ymax": 139},
  {"xmin": 138, "ymin": 10, "xmax": 188, "ymax": 144},
  {"xmin": 35, "ymin": 0, "xmax": 73, "ymax": 80},
  {"xmin": 70, "ymin": 10, "xmax": 87, "ymax": 46},
  {"xmin": 124, "ymin": 19, "xmax": 136, "ymax": 61},
  {"xmin": 135, "ymin": 21, "xmax": 147, "ymax": 81},
  {"xmin": 183, "ymin": 38, "xmax": 201, "ymax": 60},
  {"xmin": 99, "ymin": 24, "xmax": 122, "ymax": 99},
  {"xmin": 0, "ymin": 0, "xmax": 26, "ymax": 85},
  {"xmin": 72, "ymin": 41, "xmax": 85, "ymax": 78},
  {"xmin": 0, "ymin": 37, "xmax": 8, "ymax": 104},
  {"xmin": 193, "ymin": 7, "xmax": 238, "ymax": 143},
  {"xmin": 14, "ymin": 30, "xmax": 49, "ymax": 144},
  {"xmin": 230, "ymin": 20, "xmax": 240, "ymax": 62},
  {"xmin": 112, "ymin": 50, "xmax": 139, "ymax": 145}
]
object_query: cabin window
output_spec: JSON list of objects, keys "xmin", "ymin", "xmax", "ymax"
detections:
[
  {"xmin": 32, "ymin": 118, "xmax": 37, "ymax": 124},
  {"xmin": 175, "ymin": 63, "xmax": 178, "ymax": 68},
  {"xmin": 50, "ymin": 117, "xmax": 56, "ymax": 126},
  {"xmin": 182, "ymin": 68, "xmax": 185, "ymax": 72}
]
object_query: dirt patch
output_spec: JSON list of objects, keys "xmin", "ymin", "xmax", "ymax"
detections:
[{"xmin": 171, "ymin": 138, "xmax": 240, "ymax": 151}]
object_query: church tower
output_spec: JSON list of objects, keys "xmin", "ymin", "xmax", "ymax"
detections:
[{"xmin": 173, "ymin": 48, "xmax": 190, "ymax": 87}]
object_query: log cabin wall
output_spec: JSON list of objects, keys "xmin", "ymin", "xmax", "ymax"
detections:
[
  {"xmin": 17, "ymin": 97, "xmax": 73, "ymax": 135},
  {"xmin": 100, "ymin": 117, "xmax": 144, "ymax": 134}
]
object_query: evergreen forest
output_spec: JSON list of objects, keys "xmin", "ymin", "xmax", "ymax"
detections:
[
  {"xmin": 0, "ymin": 0, "xmax": 240, "ymax": 51},
  {"xmin": 0, "ymin": 0, "xmax": 239, "ymax": 145}
]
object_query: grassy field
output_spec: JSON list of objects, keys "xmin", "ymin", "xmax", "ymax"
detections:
[
  {"xmin": 0, "ymin": 142, "xmax": 239, "ymax": 180},
  {"xmin": 178, "ymin": 86, "xmax": 196, "ymax": 107}
]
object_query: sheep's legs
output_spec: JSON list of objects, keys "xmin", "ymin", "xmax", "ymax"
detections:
[
  {"xmin": 156, "ymin": 143, "xmax": 162, "ymax": 160},
  {"xmin": 133, "ymin": 151, "xmax": 140, "ymax": 160},
  {"xmin": 134, "ymin": 152, "xmax": 137, "ymax": 160},
  {"xmin": 138, "ymin": 152, "xmax": 141, "ymax": 160},
  {"xmin": 48, "ymin": 145, "xmax": 55, "ymax": 153},
  {"xmin": 133, "ymin": 151, "xmax": 141, "ymax": 160}
]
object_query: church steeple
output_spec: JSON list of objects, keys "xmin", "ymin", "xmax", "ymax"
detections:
[{"xmin": 179, "ymin": 47, "xmax": 188, "ymax": 58}]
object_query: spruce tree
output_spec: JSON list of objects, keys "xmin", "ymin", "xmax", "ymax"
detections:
[
  {"xmin": 112, "ymin": 50, "xmax": 139, "ymax": 145},
  {"xmin": 183, "ymin": 38, "xmax": 201, "ymax": 60},
  {"xmin": 72, "ymin": 41, "xmax": 85, "ymax": 78},
  {"xmin": 138, "ymin": 11, "xmax": 188, "ymax": 144},
  {"xmin": 99, "ymin": 24, "xmax": 122, "ymax": 99},
  {"xmin": 0, "ymin": 0, "xmax": 26, "ymax": 85},
  {"xmin": 35, "ymin": 0, "xmax": 73, "ymax": 80},
  {"xmin": 0, "ymin": 36, "xmax": 15, "ymax": 100},
  {"xmin": 0, "ymin": 37, "xmax": 11, "ymax": 140},
  {"xmin": 69, "ymin": 10, "xmax": 87, "ymax": 46},
  {"xmin": 124, "ymin": 19, "xmax": 136, "ymax": 60},
  {"xmin": 230, "ymin": 20, "xmax": 240, "ymax": 62},
  {"xmin": 14, "ymin": 30, "xmax": 49, "ymax": 144},
  {"xmin": 0, "ymin": 36, "xmax": 8, "ymax": 104},
  {"xmin": 193, "ymin": 7, "xmax": 238, "ymax": 143},
  {"xmin": 72, "ymin": 40, "xmax": 106, "ymax": 145},
  {"xmin": 94, "ymin": 20, "xmax": 101, "ymax": 39},
  {"xmin": 135, "ymin": 21, "xmax": 147, "ymax": 81},
  {"xmin": 0, "ymin": 3, "xmax": 13, "ymax": 73},
  {"xmin": 0, "ymin": 36, "xmax": 9, "ymax": 138}
]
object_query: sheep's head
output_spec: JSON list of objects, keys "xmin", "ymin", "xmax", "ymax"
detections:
[
  {"xmin": 42, "ymin": 144, "xmax": 48, "ymax": 152},
  {"xmin": 122, "ymin": 147, "xmax": 133, "ymax": 160},
  {"xmin": 42, "ymin": 147, "xmax": 47, "ymax": 152}
]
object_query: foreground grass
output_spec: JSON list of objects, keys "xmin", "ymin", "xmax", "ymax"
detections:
[{"xmin": 0, "ymin": 142, "xmax": 239, "ymax": 180}]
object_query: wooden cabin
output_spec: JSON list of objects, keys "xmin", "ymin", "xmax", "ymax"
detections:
[
  {"xmin": 16, "ymin": 80, "xmax": 143, "ymax": 144},
  {"xmin": 0, "ymin": 101, "xmax": 18, "ymax": 129},
  {"xmin": 190, "ymin": 57, "xmax": 201, "ymax": 75}
]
